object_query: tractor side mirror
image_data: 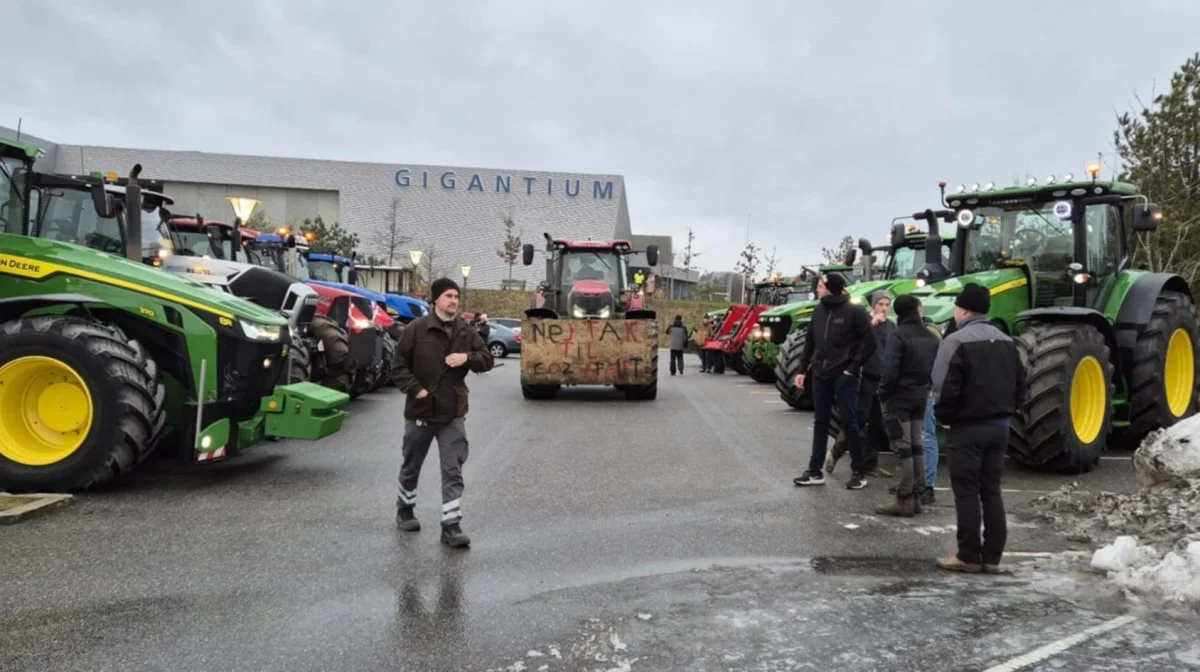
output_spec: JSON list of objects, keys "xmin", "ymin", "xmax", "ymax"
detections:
[
  {"xmin": 646, "ymin": 244, "xmax": 659, "ymax": 267},
  {"xmin": 890, "ymin": 223, "xmax": 906, "ymax": 249},
  {"xmin": 522, "ymin": 243, "xmax": 535, "ymax": 265},
  {"xmin": 857, "ymin": 237, "xmax": 873, "ymax": 258},
  {"xmin": 844, "ymin": 248, "xmax": 859, "ymax": 266},
  {"xmin": 1132, "ymin": 203, "xmax": 1162, "ymax": 232},
  {"xmin": 90, "ymin": 183, "xmax": 115, "ymax": 218}
]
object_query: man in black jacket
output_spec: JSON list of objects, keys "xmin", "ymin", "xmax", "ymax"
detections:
[
  {"xmin": 792, "ymin": 272, "xmax": 877, "ymax": 490},
  {"xmin": 391, "ymin": 278, "xmax": 495, "ymax": 548},
  {"xmin": 874, "ymin": 294, "xmax": 940, "ymax": 517},
  {"xmin": 930, "ymin": 283, "xmax": 1025, "ymax": 573}
]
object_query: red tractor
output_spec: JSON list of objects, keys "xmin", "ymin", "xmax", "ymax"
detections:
[
  {"xmin": 308, "ymin": 283, "xmax": 388, "ymax": 398},
  {"xmin": 519, "ymin": 233, "xmax": 660, "ymax": 400}
]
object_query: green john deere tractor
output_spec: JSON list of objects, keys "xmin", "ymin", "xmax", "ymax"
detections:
[
  {"xmin": 913, "ymin": 174, "xmax": 1197, "ymax": 473},
  {"xmin": 772, "ymin": 225, "xmax": 956, "ymax": 409},
  {"xmin": 742, "ymin": 268, "xmax": 821, "ymax": 382},
  {"xmin": 0, "ymin": 138, "xmax": 349, "ymax": 492}
]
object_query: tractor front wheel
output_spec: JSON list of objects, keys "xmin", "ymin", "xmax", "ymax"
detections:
[
  {"xmin": 1117, "ymin": 290, "xmax": 1200, "ymax": 448},
  {"xmin": 625, "ymin": 330, "xmax": 659, "ymax": 400},
  {"xmin": 1010, "ymin": 322, "xmax": 1114, "ymax": 474},
  {"xmin": 727, "ymin": 353, "xmax": 748, "ymax": 376},
  {"xmin": 774, "ymin": 329, "xmax": 813, "ymax": 410},
  {"xmin": 0, "ymin": 316, "xmax": 167, "ymax": 493},
  {"xmin": 310, "ymin": 314, "xmax": 352, "ymax": 394},
  {"xmin": 371, "ymin": 332, "xmax": 397, "ymax": 391},
  {"xmin": 522, "ymin": 384, "xmax": 560, "ymax": 399},
  {"xmin": 749, "ymin": 363, "xmax": 775, "ymax": 384},
  {"xmin": 288, "ymin": 339, "xmax": 312, "ymax": 383}
]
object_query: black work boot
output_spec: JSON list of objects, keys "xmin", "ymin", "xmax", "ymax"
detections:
[
  {"xmin": 875, "ymin": 494, "xmax": 915, "ymax": 517},
  {"xmin": 441, "ymin": 523, "xmax": 471, "ymax": 548},
  {"xmin": 396, "ymin": 507, "xmax": 420, "ymax": 532},
  {"xmin": 920, "ymin": 489, "xmax": 935, "ymax": 506}
]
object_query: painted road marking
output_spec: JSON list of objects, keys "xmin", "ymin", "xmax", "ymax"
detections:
[
  {"xmin": 982, "ymin": 614, "xmax": 1138, "ymax": 672},
  {"xmin": 762, "ymin": 400, "xmax": 784, "ymax": 404}
]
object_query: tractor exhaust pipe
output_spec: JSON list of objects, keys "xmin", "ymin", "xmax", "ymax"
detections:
[
  {"xmin": 911, "ymin": 208, "xmax": 953, "ymax": 283},
  {"xmin": 124, "ymin": 164, "xmax": 143, "ymax": 263}
]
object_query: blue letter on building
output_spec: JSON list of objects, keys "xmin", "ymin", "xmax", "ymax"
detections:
[
  {"xmin": 496, "ymin": 175, "xmax": 511, "ymax": 193},
  {"xmin": 395, "ymin": 169, "xmax": 410, "ymax": 187},
  {"xmin": 468, "ymin": 174, "xmax": 484, "ymax": 191},
  {"xmin": 524, "ymin": 176, "xmax": 536, "ymax": 194},
  {"xmin": 565, "ymin": 179, "xmax": 580, "ymax": 197},
  {"xmin": 593, "ymin": 181, "xmax": 614, "ymax": 199},
  {"xmin": 440, "ymin": 171, "xmax": 456, "ymax": 189}
]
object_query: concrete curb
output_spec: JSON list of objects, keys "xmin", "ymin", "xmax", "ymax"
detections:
[{"xmin": 0, "ymin": 493, "xmax": 74, "ymax": 525}]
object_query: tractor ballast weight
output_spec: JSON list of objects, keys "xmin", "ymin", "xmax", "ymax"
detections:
[{"xmin": 518, "ymin": 233, "xmax": 659, "ymax": 400}]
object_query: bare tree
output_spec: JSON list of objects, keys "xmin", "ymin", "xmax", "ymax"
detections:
[
  {"xmin": 383, "ymin": 197, "xmax": 411, "ymax": 266},
  {"xmin": 496, "ymin": 213, "xmax": 522, "ymax": 279},
  {"xmin": 735, "ymin": 242, "xmax": 761, "ymax": 302},
  {"xmin": 681, "ymin": 227, "xmax": 701, "ymax": 269},
  {"xmin": 763, "ymin": 246, "xmax": 780, "ymax": 276}
]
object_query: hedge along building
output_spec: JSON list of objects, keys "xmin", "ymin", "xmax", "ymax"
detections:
[{"xmin": 0, "ymin": 125, "xmax": 667, "ymax": 292}]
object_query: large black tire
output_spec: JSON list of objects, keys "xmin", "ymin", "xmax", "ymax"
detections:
[
  {"xmin": 288, "ymin": 339, "xmax": 312, "ymax": 383},
  {"xmin": 748, "ymin": 363, "xmax": 775, "ymax": 383},
  {"xmin": 774, "ymin": 328, "xmax": 813, "ymax": 410},
  {"xmin": 371, "ymin": 332, "xmax": 397, "ymax": 392},
  {"xmin": 1009, "ymin": 322, "xmax": 1114, "ymax": 474},
  {"xmin": 1115, "ymin": 290, "xmax": 1200, "ymax": 448},
  {"xmin": 727, "ymin": 353, "xmax": 748, "ymax": 376},
  {"xmin": 625, "ymin": 326, "xmax": 659, "ymax": 400},
  {"xmin": 310, "ymin": 314, "xmax": 352, "ymax": 393},
  {"xmin": 0, "ymin": 316, "xmax": 166, "ymax": 493}
]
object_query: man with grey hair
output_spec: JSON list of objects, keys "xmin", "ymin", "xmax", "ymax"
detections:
[{"xmin": 930, "ymin": 282, "xmax": 1025, "ymax": 573}]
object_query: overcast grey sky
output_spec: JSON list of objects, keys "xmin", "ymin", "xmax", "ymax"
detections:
[{"xmin": 3, "ymin": 0, "xmax": 1197, "ymax": 274}]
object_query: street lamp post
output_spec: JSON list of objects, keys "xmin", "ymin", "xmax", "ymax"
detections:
[
  {"xmin": 460, "ymin": 265, "xmax": 471, "ymax": 312},
  {"xmin": 408, "ymin": 249, "xmax": 423, "ymax": 295}
]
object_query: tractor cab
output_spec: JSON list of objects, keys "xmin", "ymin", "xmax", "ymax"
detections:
[
  {"xmin": 522, "ymin": 233, "xmax": 659, "ymax": 318},
  {"xmin": 306, "ymin": 251, "xmax": 359, "ymax": 286}
]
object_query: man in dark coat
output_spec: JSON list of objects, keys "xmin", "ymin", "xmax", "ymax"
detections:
[
  {"xmin": 792, "ymin": 272, "xmax": 877, "ymax": 490},
  {"xmin": 390, "ymin": 278, "xmax": 495, "ymax": 548},
  {"xmin": 930, "ymin": 283, "xmax": 1025, "ymax": 573},
  {"xmin": 827, "ymin": 290, "xmax": 894, "ymax": 477},
  {"xmin": 874, "ymin": 294, "xmax": 940, "ymax": 517},
  {"xmin": 666, "ymin": 314, "xmax": 688, "ymax": 375}
]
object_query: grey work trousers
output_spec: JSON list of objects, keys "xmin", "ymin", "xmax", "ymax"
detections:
[
  {"xmin": 397, "ymin": 417, "xmax": 470, "ymax": 527},
  {"xmin": 882, "ymin": 397, "xmax": 927, "ymax": 498}
]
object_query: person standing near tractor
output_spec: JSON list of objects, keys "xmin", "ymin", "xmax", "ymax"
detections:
[
  {"xmin": 390, "ymin": 278, "xmax": 495, "ymax": 548},
  {"xmin": 666, "ymin": 315, "xmax": 688, "ymax": 375},
  {"xmin": 694, "ymin": 316, "xmax": 714, "ymax": 373},
  {"xmin": 873, "ymin": 294, "xmax": 940, "ymax": 517},
  {"xmin": 930, "ymin": 283, "xmax": 1025, "ymax": 573},
  {"xmin": 827, "ymin": 290, "xmax": 894, "ymax": 478},
  {"xmin": 792, "ymin": 272, "xmax": 876, "ymax": 490}
]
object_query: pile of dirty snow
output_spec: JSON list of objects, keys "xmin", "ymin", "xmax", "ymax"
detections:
[{"xmin": 1022, "ymin": 415, "xmax": 1200, "ymax": 605}]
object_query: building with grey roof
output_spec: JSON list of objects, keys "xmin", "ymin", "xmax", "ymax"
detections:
[{"xmin": 1, "ymin": 125, "xmax": 686, "ymax": 292}]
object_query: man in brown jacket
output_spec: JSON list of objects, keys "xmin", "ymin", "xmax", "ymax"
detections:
[{"xmin": 391, "ymin": 277, "xmax": 495, "ymax": 548}]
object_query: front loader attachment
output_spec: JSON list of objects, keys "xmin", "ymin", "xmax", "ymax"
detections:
[
  {"xmin": 520, "ymin": 317, "xmax": 658, "ymax": 395},
  {"xmin": 255, "ymin": 381, "xmax": 350, "ymax": 441}
]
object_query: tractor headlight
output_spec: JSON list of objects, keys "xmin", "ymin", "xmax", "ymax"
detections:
[
  {"xmin": 598, "ymin": 306, "xmax": 611, "ymax": 318},
  {"xmin": 762, "ymin": 327, "xmax": 771, "ymax": 341},
  {"xmin": 572, "ymin": 305, "xmax": 585, "ymax": 318},
  {"xmin": 240, "ymin": 320, "xmax": 283, "ymax": 342}
]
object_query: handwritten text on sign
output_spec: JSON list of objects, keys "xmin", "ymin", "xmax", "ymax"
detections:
[{"xmin": 521, "ymin": 318, "xmax": 657, "ymax": 385}]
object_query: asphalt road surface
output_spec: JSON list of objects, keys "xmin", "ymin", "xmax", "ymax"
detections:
[{"xmin": 3, "ymin": 352, "xmax": 1198, "ymax": 671}]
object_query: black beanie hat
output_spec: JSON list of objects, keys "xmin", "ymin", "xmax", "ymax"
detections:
[
  {"xmin": 894, "ymin": 293, "xmax": 921, "ymax": 318},
  {"xmin": 430, "ymin": 277, "xmax": 460, "ymax": 302},
  {"xmin": 823, "ymin": 272, "xmax": 847, "ymax": 294},
  {"xmin": 955, "ymin": 282, "xmax": 990, "ymax": 314}
]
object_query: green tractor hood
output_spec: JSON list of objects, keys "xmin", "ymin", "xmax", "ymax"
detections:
[
  {"xmin": 0, "ymin": 235, "xmax": 289, "ymax": 326},
  {"xmin": 909, "ymin": 268, "xmax": 1027, "ymax": 332}
]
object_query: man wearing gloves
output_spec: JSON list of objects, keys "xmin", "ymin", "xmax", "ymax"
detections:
[
  {"xmin": 930, "ymin": 282, "xmax": 1025, "ymax": 573},
  {"xmin": 792, "ymin": 272, "xmax": 876, "ymax": 490},
  {"xmin": 390, "ymin": 277, "xmax": 495, "ymax": 548},
  {"xmin": 873, "ymin": 294, "xmax": 940, "ymax": 517}
]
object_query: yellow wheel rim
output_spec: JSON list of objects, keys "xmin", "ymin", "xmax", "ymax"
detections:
[
  {"xmin": 1069, "ymin": 355, "xmax": 1106, "ymax": 445},
  {"xmin": 1164, "ymin": 328, "xmax": 1195, "ymax": 418},
  {"xmin": 0, "ymin": 356, "xmax": 94, "ymax": 466}
]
